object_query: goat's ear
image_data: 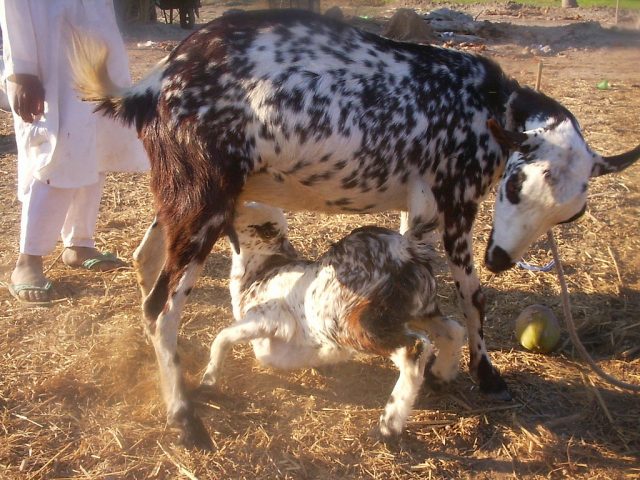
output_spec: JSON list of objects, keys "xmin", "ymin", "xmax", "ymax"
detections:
[
  {"xmin": 591, "ymin": 144, "xmax": 640, "ymax": 177},
  {"xmin": 225, "ymin": 225, "xmax": 240, "ymax": 254},
  {"xmin": 487, "ymin": 119, "xmax": 528, "ymax": 151}
]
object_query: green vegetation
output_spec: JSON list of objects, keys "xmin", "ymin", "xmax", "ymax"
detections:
[{"xmin": 422, "ymin": 0, "xmax": 639, "ymax": 9}]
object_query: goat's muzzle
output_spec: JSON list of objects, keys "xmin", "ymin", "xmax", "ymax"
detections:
[{"xmin": 485, "ymin": 245, "xmax": 515, "ymax": 273}]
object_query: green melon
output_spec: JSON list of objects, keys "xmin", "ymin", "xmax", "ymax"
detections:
[{"xmin": 515, "ymin": 305, "xmax": 561, "ymax": 353}]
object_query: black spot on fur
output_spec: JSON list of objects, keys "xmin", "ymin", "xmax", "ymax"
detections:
[{"xmin": 471, "ymin": 288, "xmax": 486, "ymax": 331}]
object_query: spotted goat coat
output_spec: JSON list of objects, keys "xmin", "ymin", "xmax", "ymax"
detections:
[
  {"xmin": 70, "ymin": 9, "xmax": 640, "ymax": 448},
  {"xmin": 202, "ymin": 201, "xmax": 465, "ymax": 438}
]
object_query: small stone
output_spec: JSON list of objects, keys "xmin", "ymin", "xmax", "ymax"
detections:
[
  {"xmin": 384, "ymin": 9, "xmax": 437, "ymax": 44},
  {"xmin": 324, "ymin": 6, "xmax": 344, "ymax": 21}
]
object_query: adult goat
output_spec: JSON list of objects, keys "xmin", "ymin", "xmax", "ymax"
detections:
[{"xmin": 70, "ymin": 10, "xmax": 640, "ymax": 448}]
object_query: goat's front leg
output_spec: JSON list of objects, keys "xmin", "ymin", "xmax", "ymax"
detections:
[
  {"xmin": 420, "ymin": 314, "xmax": 466, "ymax": 385},
  {"xmin": 133, "ymin": 216, "xmax": 166, "ymax": 299},
  {"xmin": 379, "ymin": 341, "xmax": 432, "ymax": 438},
  {"xmin": 203, "ymin": 301, "xmax": 297, "ymax": 385},
  {"xmin": 443, "ymin": 229, "xmax": 511, "ymax": 400}
]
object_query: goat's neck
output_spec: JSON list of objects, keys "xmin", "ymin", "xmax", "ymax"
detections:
[
  {"xmin": 230, "ymin": 251, "xmax": 266, "ymax": 312},
  {"xmin": 230, "ymin": 250, "xmax": 271, "ymax": 280},
  {"xmin": 230, "ymin": 250, "xmax": 294, "ymax": 317}
]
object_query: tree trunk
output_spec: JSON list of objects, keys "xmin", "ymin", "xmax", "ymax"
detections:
[{"xmin": 562, "ymin": 0, "xmax": 578, "ymax": 7}]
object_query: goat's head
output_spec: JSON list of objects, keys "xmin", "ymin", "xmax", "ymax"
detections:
[
  {"xmin": 485, "ymin": 117, "xmax": 640, "ymax": 273},
  {"xmin": 232, "ymin": 202, "xmax": 297, "ymax": 257}
]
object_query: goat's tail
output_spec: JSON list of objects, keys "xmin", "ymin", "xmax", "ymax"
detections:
[{"xmin": 68, "ymin": 27, "xmax": 164, "ymax": 132}]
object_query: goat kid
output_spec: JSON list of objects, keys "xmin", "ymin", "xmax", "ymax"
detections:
[
  {"xmin": 69, "ymin": 10, "xmax": 640, "ymax": 448},
  {"xmin": 202, "ymin": 201, "xmax": 465, "ymax": 438}
]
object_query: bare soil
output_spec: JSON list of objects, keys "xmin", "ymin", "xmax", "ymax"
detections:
[{"xmin": 0, "ymin": 2, "xmax": 639, "ymax": 479}]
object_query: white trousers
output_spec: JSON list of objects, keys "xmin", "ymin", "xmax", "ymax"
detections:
[{"xmin": 20, "ymin": 174, "xmax": 106, "ymax": 256}]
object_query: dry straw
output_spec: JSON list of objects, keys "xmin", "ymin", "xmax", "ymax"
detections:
[{"xmin": 1, "ymin": 7, "xmax": 639, "ymax": 479}]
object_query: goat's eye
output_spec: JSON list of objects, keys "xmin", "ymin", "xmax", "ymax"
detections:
[
  {"xmin": 543, "ymin": 168, "xmax": 555, "ymax": 184},
  {"xmin": 505, "ymin": 171, "xmax": 525, "ymax": 204},
  {"xmin": 251, "ymin": 222, "xmax": 279, "ymax": 240}
]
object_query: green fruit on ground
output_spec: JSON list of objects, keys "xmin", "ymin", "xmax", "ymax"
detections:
[{"xmin": 515, "ymin": 305, "xmax": 561, "ymax": 353}]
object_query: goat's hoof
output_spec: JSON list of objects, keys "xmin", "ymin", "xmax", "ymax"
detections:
[
  {"xmin": 423, "ymin": 369, "xmax": 449, "ymax": 392},
  {"xmin": 195, "ymin": 382, "xmax": 219, "ymax": 401},
  {"xmin": 174, "ymin": 408, "xmax": 214, "ymax": 451},
  {"xmin": 372, "ymin": 425, "xmax": 402, "ymax": 447},
  {"xmin": 377, "ymin": 418, "xmax": 403, "ymax": 441},
  {"xmin": 482, "ymin": 386, "xmax": 513, "ymax": 402},
  {"xmin": 423, "ymin": 356, "xmax": 452, "ymax": 391},
  {"xmin": 200, "ymin": 371, "xmax": 218, "ymax": 388},
  {"xmin": 477, "ymin": 358, "xmax": 512, "ymax": 402}
]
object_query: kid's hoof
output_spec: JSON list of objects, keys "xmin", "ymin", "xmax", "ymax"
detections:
[
  {"xmin": 423, "ymin": 368, "xmax": 449, "ymax": 392},
  {"xmin": 370, "ymin": 424, "xmax": 402, "ymax": 448},
  {"xmin": 195, "ymin": 382, "xmax": 219, "ymax": 400}
]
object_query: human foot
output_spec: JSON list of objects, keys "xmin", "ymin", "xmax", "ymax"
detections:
[
  {"xmin": 9, "ymin": 254, "xmax": 52, "ymax": 304},
  {"xmin": 62, "ymin": 247, "xmax": 126, "ymax": 271}
]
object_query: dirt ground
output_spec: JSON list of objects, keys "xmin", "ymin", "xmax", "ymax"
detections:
[{"xmin": 1, "ymin": 2, "xmax": 639, "ymax": 479}]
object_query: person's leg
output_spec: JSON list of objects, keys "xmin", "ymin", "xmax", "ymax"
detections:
[
  {"xmin": 60, "ymin": 174, "xmax": 124, "ymax": 271},
  {"xmin": 11, "ymin": 179, "xmax": 73, "ymax": 302}
]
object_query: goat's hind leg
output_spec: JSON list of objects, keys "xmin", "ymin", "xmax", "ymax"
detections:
[
  {"xmin": 144, "ymin": 215, "xmax": 230, "ymax": 450},
  {"xmin": 133, "ymin": 216, "xmax": 166, "ymax": 300},
  {"xmin": 379, "ymin": 341, "xmax": 433, "ymax": 438}
]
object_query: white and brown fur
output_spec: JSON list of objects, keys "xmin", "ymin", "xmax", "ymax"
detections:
[
  {"xmin": 69, "ymin": 10, "xmax": 640, "ymax": 448},
  {"xmin": 202, "ymin": 201, "xmax": 465, "ymax": 438}
]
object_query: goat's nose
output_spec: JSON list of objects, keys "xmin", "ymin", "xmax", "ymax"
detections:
[{"xmin": 485, "ymin": 245, "xmax": 514, "ymax": 273}]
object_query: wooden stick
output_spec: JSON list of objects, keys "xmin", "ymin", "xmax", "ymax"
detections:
[
  {"xmin": 28, "ymin": 442, "xmax": 72, "ymax": 479},
  {"xmin": 606, "ymin": 245, "xmax": 623, "ymax": 286},
  {"xmin": 581, "ymin": 372, "xmax": 614, "ymax": 424},
  {"xmin": 157, "ymin": 441, "xmax": 200, "ymax": 480},
  {"xmin": 535, "ymin": 61, "xmax": 543, "ymax": 91},
  {"xmin": 534, "ymin": 63, "xmax": 640, "ymax": 393},
  {"xmin": 547, "ymin": 231, "xmax": 640, "ymax": 392},
  {"xmin": 43, "ymin": 248, "xmax": 64, "ymax": 274}
]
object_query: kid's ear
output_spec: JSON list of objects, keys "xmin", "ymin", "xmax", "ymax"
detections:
[{"xmin": 226, "ymin": 225, "xmax": 240, "ymax": 254}]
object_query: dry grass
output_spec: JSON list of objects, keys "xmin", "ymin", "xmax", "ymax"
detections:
[{"xmin": 1, "ymin": 4, "xmax": 639, "ymax": 479}]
